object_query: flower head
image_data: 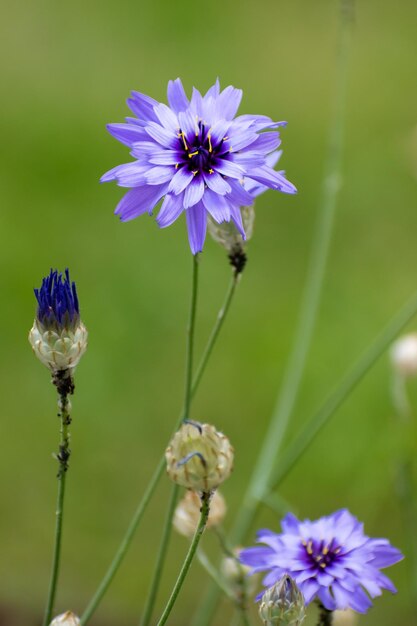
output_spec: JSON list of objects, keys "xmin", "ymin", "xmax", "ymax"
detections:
[
  {"xmin": 29, "ymin": 269, "xmax": 88, "ymax": 371},
  {"xmin": 102, "ymin": 79, "xmax": 296, "ymax": 254},
  {"xmin": 239, "ymin": 509, "xmax": 403, "ymax": 614},
  {"xmin": 165, "ymin": 420, "xmax": 234, "ymax": 492}
]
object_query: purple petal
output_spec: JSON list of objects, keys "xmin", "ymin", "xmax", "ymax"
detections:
[
  {"xmin": 107, "ymin": 123, "xmax": 148, "ymax": 146},
  {"xmin": 227, "ymin": 130, "xmax": 258, "ymax": 151},
  {"xmin": 368, "ymin": 541, "xmax": 404, "ymax": 568},
  {"xmin": 202, "ymin": 171, "xmax": 231, "ymax": 195},
  {"xmin": 216, "ymin": 85, "xmax": 243, "ymax": 120},
  {"xmin": 202, "ymin": 189, "xmax": 231, "ymax": 222},
  {"xmin": 167, "ymin": 78, "xmax": 189, "ymax": 114},
  {"xmin": 157, "ymin": 192, "xmax": 184, "ymax": 228},
  {"xmin": 227, "ymin": 179, "xmax": 255, "ymax": 206},
  {"xmin": 145, "ymin": 166, "xmax": 174, "ymax": 185},
  {"xmin": 178, "ymin": 110, "xmax": 198, "ymax": 141},
  {"xmin": 317, "ymin": 587, "xmax": 337, "ymax": 611},
  {"xmin": 247, "ymin": 165, "xmax": 297, "ymax": 194},
  {"xmin": 101, "ymin": 162, "xmax": 147, "ymax": 187},
  {"xmin": 230, "ymin": 205, "xmax": 246, "ymax": 239},
  {"xmin": 190, "ymin": 87, "xmax": 204, "ymax": 117},
  {"xmin": 251, "ymin": 131, "xmax": 281, "ymax": 153},
  {"xmin": 213, "ymin": 159, "xmax": 244, "ymax": 179},
  {"xmin": 298, "ymin": 578, "xmax": 320, "ymax": 604},
  {"xmin": 168, "ymin": 167, "xmax": 194, "ymax": 195},
  {"xmin": 148, "ymin": 149, "xmax": 182, "ymax": 166},
  {"xmin": 115, "ymin": 184, "xmax": 168, "ymax": 221},
  {"xmin": 145, "ymin": 122, "xmax": 178, "ymax": 148},
  {"xmin": 154, "ymin": 103, "xmax": 179, "ymax": 131},
  {"xmin": 127, "ymin": 91, "xmax": 159, "ymax": 123},
  {"xmin": 281, "ymin": 513, "xmax": 301, "ymax": 535},
  {"xmin": 186, "ymin": 202, "xmax": 207, "ymax": 254},
  {"xmin": 204, "ymin": 79, "xmax": 220, "ymax": 101},
  {"xmin": 184, "ymin": 177, "xmax": 205, "ymax": 208},
  {"xmin": 345, "ymin": 586, "xmax": 373, "ymax": 613}
]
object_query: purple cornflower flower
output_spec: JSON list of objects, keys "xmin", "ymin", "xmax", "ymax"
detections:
[
  {"xmin": 239, "ymin": 509, "xmax": 403, "ymax": 614},
  {"xmin": 101, "ymin": 79, "xmax": 297, "ymax": 254},
  {"xmin": 34, "ymin": 269, "xmax": 80, "ymax": 331}
]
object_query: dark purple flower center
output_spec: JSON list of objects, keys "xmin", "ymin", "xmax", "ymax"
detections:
[
  {"xmin": 302, "ymin": 537, "xmax": 342, "ymax": 570},
  {"xmin": 177, "ymin": 120, "xmax": 230, "ymax": 175}
]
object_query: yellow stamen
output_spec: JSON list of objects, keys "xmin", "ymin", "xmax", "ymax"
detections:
[
  {"xmin": 208, "ymin": 168, "xmax": 214, "ymax": 174},
  {"xmin": 319, "ymin": 562, "xmax": 327, "ymax": 568},
  {"xmin": 175, "ymin": 163, "xmax": 179, "ymax": 169},
  {"xmin": 322, "ymin": 546, "xmax": 329, "ymax": 555},
  {"xmin": 207, "ymin": 133, "xmax": 213, "ymax": 153},
  {"xmin": 192, "ymin": 170, "xmax": 198, "ymax": 176},
  {"xmin": 306, "ymin": 541, "xmax": 313, "ymax": 555},
  {"xmin": 178, "ymin": 131, "xmax": 188, "ymax": 150},
  {"xmin": 188, "ymin": 151, "xmax": 199, "ymax": 158}
]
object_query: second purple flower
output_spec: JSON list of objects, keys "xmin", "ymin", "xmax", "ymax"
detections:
[{"xmin": 101, "ymin": 79, "xmax": 297, "ymax": 254}]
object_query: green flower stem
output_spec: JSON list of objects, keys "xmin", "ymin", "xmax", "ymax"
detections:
[
  {"xmin": 191, "ymin": 272, "xmax": 240, "ymax": 394},
  {"xmin": 139, "ymin": 484, "xmax": 180, "ymax": 626},
  {"xmin": 43, "ymin": 371, "xmax": 74, "ymax": 626},
  {"xmin": 156, "ymin": 492, "xmax": 211, "ymax": 626}
]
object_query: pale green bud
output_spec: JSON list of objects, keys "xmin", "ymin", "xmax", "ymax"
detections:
[
  {"xmin": 166, "ymin": 421, "xmax": 234, "ymax": 492},
  {"xmin": 50, "ymin": 612, "xmax": 80, "ymax": 626},
  {"xmin": 29, "ymin": 318, "xmax": 88, "ymax": 371},
  {"xmin": 173, "ymin": 489, "xmax": 226, "ymax": 537},
  {"xmin": 208, "ymin": 206, "xmax": 255, "ymax": 252},
  {"xmin": 259, "ymin": 575, "xmax": 305, "ymax": 626}
]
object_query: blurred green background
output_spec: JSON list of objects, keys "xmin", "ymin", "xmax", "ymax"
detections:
[{"xmin": 1, "ymin": 0, "xmax": 417, "ymax": 624}]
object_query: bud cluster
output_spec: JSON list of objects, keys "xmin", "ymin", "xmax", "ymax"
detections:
[
  {"xmin": 208, "ymin": 206, "xmax": 255, "ymax": 274},
  {"xmin": 166, "ymin": 421, "xmax": 234, "ymax": 493}
]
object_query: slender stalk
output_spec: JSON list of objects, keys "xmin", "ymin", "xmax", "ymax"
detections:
[
  {"xmin": 82, "ymin": 255, "xmax": 200, "ymax": 624},
  {"xmin": 43, "ymin": 370, "xmax": 74, "ymax": 626},
  {"xmin": 156, "ymin": 492, "xmax": 211, "ymax": 626},
  {"xmin": 191, "ymin": 272, "xmax": 239, "ymax": 393},
  {"xmin": 139, "ymin": 484, "xmax": 180, "ymax": 626}
]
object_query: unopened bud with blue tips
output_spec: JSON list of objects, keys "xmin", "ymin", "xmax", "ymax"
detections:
[{"xmin": 29, "ymin": 269, "xmax": 88, "ymax": 372}]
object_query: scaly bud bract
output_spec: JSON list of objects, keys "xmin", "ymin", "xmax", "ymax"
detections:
[
  {"xmin": 166, "ymin": 421, "xmax": 234, "ymax": 492},
  {"xmin": 29, "ymin": 269, "xmax": 88, "ymax": 371},
  {"xmin": 208, "ymin": 205, "xmax": 255, "ymax": 253},
  {"xmin": 259, "ymin": 575, "xmax": 306, "ymax": 626}
]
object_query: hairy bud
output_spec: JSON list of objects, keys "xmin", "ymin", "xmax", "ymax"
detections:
[{"xmin": 166, "ymin": 421, "xmax": 234, "ymax": 492}]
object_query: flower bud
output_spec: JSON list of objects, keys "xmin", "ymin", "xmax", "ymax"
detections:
[
  {"xmin": 29, "ymin": 269, "xmax": 88, "ymax": 371},
  {"xmin": 50, "ymin": 612, "xmax": 80, "ymax": 626},
  {"xmin": 333, "ymin": 609, "xmax": 357, "ymax": 626},
  {"xmin": 259, "ymin": 575, "xmax": 305, "ymax": 626},
  {"xmin": 390, "ymin": 333, "xmax": 417, "ymax": 377},
  {"xmin": 173, "ymin": 489, "xmax": 226, "ymax": 537},
  {"xmin": 165, "ymin": 421, "xmax": 234, "ymax": 492},
  {"xmin": 208, "ymin": 206, "xmax": 255, "ymax": 252}
]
